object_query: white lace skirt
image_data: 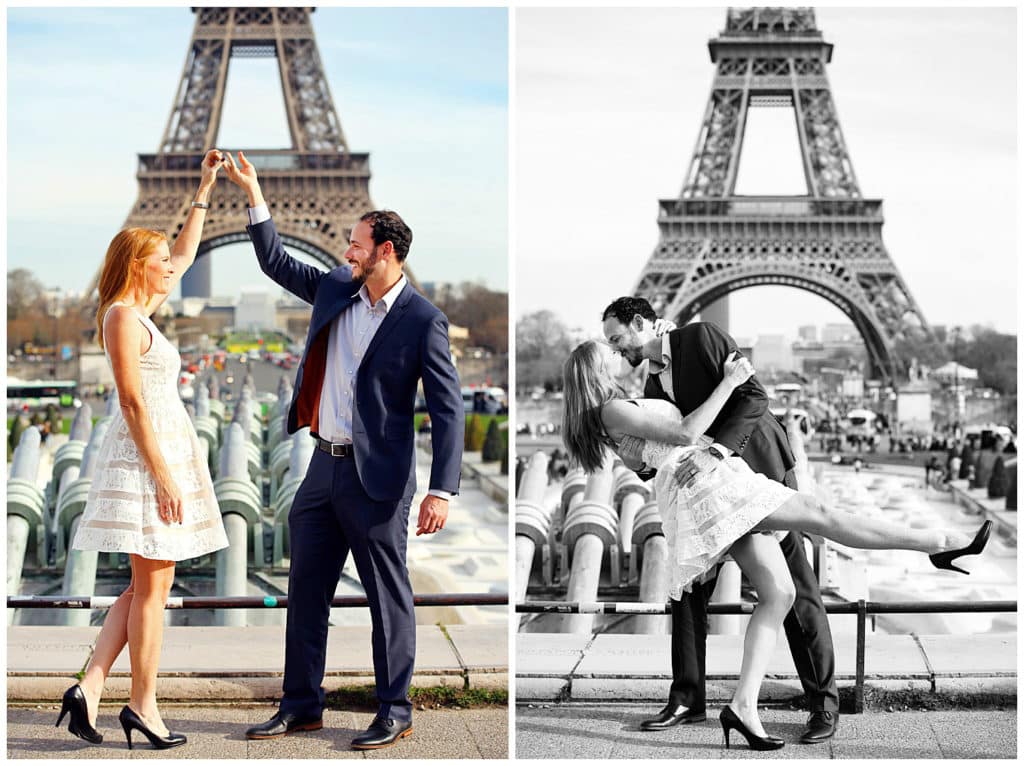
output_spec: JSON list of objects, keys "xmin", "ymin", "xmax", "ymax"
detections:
[
  {"xmin": 71, "ymin": 404, "xmax": 229, "ymax": 562},
  {"xmin": 654, "ymin": 447, "xmax": 794, "ymax": 597}
]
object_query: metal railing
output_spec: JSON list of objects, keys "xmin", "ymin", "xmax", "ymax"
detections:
[
  {"xmin": 516, "ymin": 599, "xmax": 1017, "ymax": 713},
  {"xmin": 8, "ymin": 593, "xmax": 507, "ymax": 610}
]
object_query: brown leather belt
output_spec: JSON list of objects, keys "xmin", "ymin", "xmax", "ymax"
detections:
[{"xmin": 314, "ymin": 436, "xmax": 354, "ymax": 458}]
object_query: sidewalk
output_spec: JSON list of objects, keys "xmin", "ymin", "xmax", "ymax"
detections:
[
  {"xmin": 10, "ymin": 703, "xmax": 507, "ymax": 759},
  {"xmin": 515, "ymin": 703, "xmax": 1015, "ymax": 759},
  {"xmin": 7, "ymin": 624, "xmax": 506, "ymax": 702}
]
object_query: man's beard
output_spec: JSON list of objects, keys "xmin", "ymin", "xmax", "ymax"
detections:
[
  {"xmin": 351, "ymin": 247, "xmax": 381, "ymax": 285},
  {"xmin": 622, "ymin": 346, "xmax": 643, "ymax": 367}
]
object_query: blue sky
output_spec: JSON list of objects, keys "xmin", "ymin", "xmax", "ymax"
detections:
[{"xmin": 7, "ymin": 7, "xmax": 508, "ymax": 298}]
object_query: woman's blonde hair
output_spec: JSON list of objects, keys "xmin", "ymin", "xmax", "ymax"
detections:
[
  {"xmin": 95, "ymin": 228, "xmax": 167, "ymax": 349},
  {"xmin": 561, "ymin": 340, "xmax": 623, "ymax": 473}
]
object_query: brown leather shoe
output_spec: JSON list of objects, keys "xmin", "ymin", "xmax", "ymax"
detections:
[
  {"xmin": 351, "ymin": 716, "xmax": 413, "ymax": 750},
  {"xmin": 639, "ymin": 703, "xmax": 707, "ymax": 731},
  {"xmin": 245, "ymin": 711, "xmax": 323, "ymax": 740},
  {"xmin": 799, "ymin": 710, "xmax": 839, "ymax": 744}
]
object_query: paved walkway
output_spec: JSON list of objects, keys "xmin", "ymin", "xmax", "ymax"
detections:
[
  {"xmin": 515, "ymin": 703, "xmax": 1015, "ymax": 759},
  {"xmin": 10, "ymin": 703, "xmax": 507, "ymax": 759}
]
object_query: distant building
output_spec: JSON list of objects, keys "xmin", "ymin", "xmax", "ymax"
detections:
[
  {"xmin": 791, "ymin": 341, "xmax": 831, "ymax": 376},
  {"xmin": 798, "ymin": 324, "xmax": 818, "ymax": 342},
  {"xmin": 822, "ymin": 322, "xmax": 858, "ymax": 343},
  {"xmin": 753, "ymin": 334, "xmax": 793, "ymax": 372},
  {"xmin": 198, "ymin": 300, "xmax": 235, "ymax": 336},
  {"xmin": 235, "ymin": 287, "xmax": 275, "ymax": 332}
]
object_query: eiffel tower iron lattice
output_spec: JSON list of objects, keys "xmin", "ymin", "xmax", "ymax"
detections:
[
  {"xmin": 631, "ymin": 7, "xmax": 933, "ymax": 383},
  {"xmin": 91, "ymin": 7, "xmax": 417, "ymax": 299}
]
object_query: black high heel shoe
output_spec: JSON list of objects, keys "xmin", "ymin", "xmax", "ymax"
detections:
[
  {"xmin": 930, "ymin": 520, "xmax": 993, "ymax": 575},
  {"xmin": 719, "ymin": 705, "xmax": 784, "ymax": 751},
  {"xmin": 118, "ymin": 705, "xmax": 187, "ymax": 750},
  {"xmin": 55, "ymin": 684, "xmax": 103, "ymax": 744}
]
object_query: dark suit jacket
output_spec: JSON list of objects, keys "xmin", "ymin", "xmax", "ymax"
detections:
[
  {"xmin": 643, "ymin": 322, "xmax": 794, "ymax": 482},
  {"xmin": 247, "ymin": 218, "xmax": 463, "ymax": 501}
]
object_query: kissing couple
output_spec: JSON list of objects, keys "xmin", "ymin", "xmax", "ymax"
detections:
[{"xmin": 559, "ymin": 296, "xmax": 992, "ymax": 750}]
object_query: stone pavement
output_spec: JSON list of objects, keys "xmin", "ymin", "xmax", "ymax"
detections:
[
  {"xmin": 9, "ymin": 703, "xmax": 508, "ymax": 759},
  {"xmin": 515, "ymin": 703, "xmax": 1015, "ymax": 759},
  {"xmin": 8, "ymin": 624, "xmax": 506, "ymax": 702}
]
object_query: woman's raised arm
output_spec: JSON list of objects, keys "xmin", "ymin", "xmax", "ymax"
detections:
[{"xmin": 145, "ymin": 149, "xmax": 223, "ymax": 313}]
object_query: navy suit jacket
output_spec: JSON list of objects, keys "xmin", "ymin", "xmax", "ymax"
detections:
[
  {"xmin": 247, "ymin": 218, "xmax": 463, "ymax": 501},
  {"xmin": 643, "ymin": 322, "xmax": 795, "ymax": 482}
]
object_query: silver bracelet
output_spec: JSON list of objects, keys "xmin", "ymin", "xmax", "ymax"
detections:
[{"xmin": 191, "ymin": 200, "xmax": 211, "ymax": 210}]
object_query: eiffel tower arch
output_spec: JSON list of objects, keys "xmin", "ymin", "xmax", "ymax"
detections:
[
  {"xmin": 632, "ymin": 7, "xmax": 933, "ymax": 384},
  {"xmin": 94, "ymin": 7, "xmax": 417, "ymax": 299}
]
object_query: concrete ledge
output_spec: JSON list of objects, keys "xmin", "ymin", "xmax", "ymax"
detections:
[
  {"xmin": 460, "ymin": 456, "xmax": 509, "ymax": 504},
  {"xmin": 7, "ymin": 624, "xmax": 508, "ymax": 701},
  {"xmin": 516, "ymin": 632, "xmax": 1015, "ymax": 702},
  {"xmin": 949, "ymin": 480, "xmax": 1017, "ymax": 544}
]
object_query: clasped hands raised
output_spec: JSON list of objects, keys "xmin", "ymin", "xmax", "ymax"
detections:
[{"xmin": 197, "ymin": 149, "xmax": 262, "ymax": 193}]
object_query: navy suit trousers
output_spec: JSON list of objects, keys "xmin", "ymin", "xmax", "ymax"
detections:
[{"xmin": 280, "ymin": 450, "xmax": 416, "ymax": 722}]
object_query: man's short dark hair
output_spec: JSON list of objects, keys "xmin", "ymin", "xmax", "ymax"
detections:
[
  {"xmin": 360, "ymin": 210, "xmax": 413, "ymax": 262},
  {"xmin": 602, "ymin": 296, "xmax": 657, "ymax": 325}
]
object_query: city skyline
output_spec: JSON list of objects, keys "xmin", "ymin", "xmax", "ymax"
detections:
[
  {"xmin": 516, "ymin": 7, "xmax": 1017, "ymax": 340},
  {"xmin": 7, "ymin": 7, "xmax": 508, "ymax": 297}
]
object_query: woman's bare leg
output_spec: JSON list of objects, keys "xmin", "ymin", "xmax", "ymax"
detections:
[
  {"xmin": 753, "ymin": 493, "xmax": 971, "ymax": 553},
  {"xmin": 725, "ymin": 533, "xmax": 795, "ymax": 738},
  {"xmin": 77, "ymin": 572, "xmax": 136, "ymax": 726},
  {"xmin": 126, "ymin": 555, "xmax": 176, "ymax": 736}
]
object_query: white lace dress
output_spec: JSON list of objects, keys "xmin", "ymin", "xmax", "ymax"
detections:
[
  {"xmin": 71, "ymin": 303, "xmax": 228, "ymax": 561},
  {"xmin": 618, "ymin": 399, "xmax": 794, "ymax": 598}
]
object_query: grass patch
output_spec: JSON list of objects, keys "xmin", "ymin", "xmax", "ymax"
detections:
[
  {"xmin": 783, "ymin": 689, "xmax": 1018, "ymax": 714},
  {"xmin": 325, "ymin": 684, "xmax": 507, "ymax": 711}
]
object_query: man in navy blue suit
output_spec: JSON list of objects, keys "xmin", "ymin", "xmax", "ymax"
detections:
[{"xmin": 222, "ymin": 152, "xmax": 463, "ymax": 750}]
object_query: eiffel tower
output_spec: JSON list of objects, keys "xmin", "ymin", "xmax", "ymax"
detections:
[
  {"xmin": 93, "ymin": 7, "xmax": 417, "ymax": 299},
  {"xmin": 632, "ymin": 7, "xmax": 933, "ymax": 383}
]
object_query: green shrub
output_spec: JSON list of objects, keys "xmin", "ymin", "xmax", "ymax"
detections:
[
  {"xmin": 958, "ymin": 446, "xmax": 974, "ymax": 480},
  {"xmin": 481, "ymin": 419, "xmax": 504, "ymax": 462},
  {"xmin": 988, "ymin": 456, "xmax": 1009, "ymax": 499},
  {"xmin": 465, "ymin": 414, "xmax": 488, "ymax": 452}
]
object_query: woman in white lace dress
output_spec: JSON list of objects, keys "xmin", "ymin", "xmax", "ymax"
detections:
[
  {"xmin": 58, "ymin": 149, "xmax": 229, "ymax": 751},
  {"xmin": 562, "ymin": 340, "xmax": 991, "ymax": 749}
]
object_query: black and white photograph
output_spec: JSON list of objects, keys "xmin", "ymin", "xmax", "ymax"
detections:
[{"xmin": 514, "ymin": 6, "xmax": 1017, "ymax": 759}]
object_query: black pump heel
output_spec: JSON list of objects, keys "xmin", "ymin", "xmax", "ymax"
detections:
[
  {"xmin": 118, "ymin": 706, "xmax": 186, "ymax": 750},
  {"xmin": 719, "ymin": 705, "xmax": 784, "ymax": 751},
  {"xmin": 55, "ymin": 684, "xmax": 103, "ymax": 744},
  {"xmin": 930, "ymin": 520, "xmax": 992, "ymax": 575}
]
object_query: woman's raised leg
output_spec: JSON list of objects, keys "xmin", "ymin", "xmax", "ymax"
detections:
[
  {"xmin": 126, "ymin": 554, "xmax": 176, "ymax": 736},
  {"xmin": 725, "ymin": 533, "xmax": 796, "ymax": 738},
  {"xmin": 77, "ymin": 573, "xmax": 136, "ymax": 726},
  {"xmin": 753, "ymin": 493, "xmax": 971, "ymax": 554}
]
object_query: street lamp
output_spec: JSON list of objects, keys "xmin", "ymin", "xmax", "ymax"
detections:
[
  {"xmin": 950, "ymin": 325, "xmax": 961, "ymax": 436},
  {"xmin": 51, "ymin": 287, "xmax": 62, "ymax": 379}
]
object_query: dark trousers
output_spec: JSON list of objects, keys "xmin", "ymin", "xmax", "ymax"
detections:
[
  {"xmin": 668, "ymin": 474, "xmax": 839, "ymax": 713},
  {"xmin": 280, "ymin": 450, "xmax": 416, "ymax": 722}
]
